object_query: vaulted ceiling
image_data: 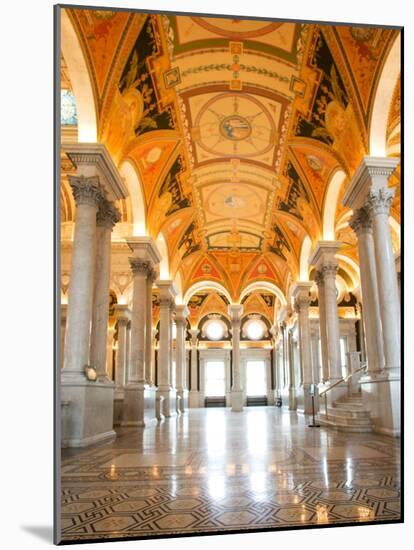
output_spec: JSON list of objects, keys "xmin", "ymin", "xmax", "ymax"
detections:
[{"xmin": 61, "ymin": 9, "xmax": 401, "ymax": 303}]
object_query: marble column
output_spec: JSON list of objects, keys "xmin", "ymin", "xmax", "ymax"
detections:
[
  {"xmin": 156, "ymin": 280, "xmax": 177, "ymax": 417},
  {"xmin": 343, "ymin": 156, "xmax": 400, "ymax": 435},
  {"xmin": 314, "ymin": 271, "xmax": 329, "ymax": 383},
  {"xmin": 113, "ymin": 305, "xmax": 130, "ymax": 391},
  {"xmin": 287, "ymin": 328, "xmax": 297, "ymax": 410},
  {"xmin": 145, "ymin": 269, "xmax": 157, "ymax": 386},
  {"xmin": 61, "ymin": 304, "xmax": 67, "ymax": 369},
  {"xmin": 62, "ymin": 176, "xmax": 103, "ymax": 379},
  {"xmin": 310, "ymin": 242, "xmax": 346, "ymax": 402},
  {"xmin": 122, "ymin": 258, "xmax": 150, "ymax": 427},
  {"xmin": 270, "ymin": 325, "xmax": 279, "ymax": 400},
  {"xmin": 175, "ymin": 305, "xmax": 189, "ymax": 413},
  {"xmin": 112, "ymin": 305, "xmax": 130, "ymax": 426},
  {"xmin": 122, "ymin": 238, "xmax": 161, "ymax": 426},
  {"xmin": 61, "ymin": 176, "xmax": 117, "ymax": 447},
  {"xmin": 89, "ymin": 199, "xmax": 120, "ymax": 381},
  {"xmin": 228, "ymin": 304, "xmax": 244, "ymax": 412},
  {"xmin": 366, "ymin": 188, "xmax": 400, "ymax": 372},
  {"xmin": 188, "ymin": 329, "xmax": 200, "ymax": 408},
  {"xmin": 349, "ymin": 208, "xmax": 384, "ymax": 373},
  {"xmin": 293, "ymin": 282, "xmax": 314, "ymax": 414}
]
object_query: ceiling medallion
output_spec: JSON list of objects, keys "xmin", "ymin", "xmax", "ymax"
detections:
[{"xmin": 220, "ymin": 115, "xmax": 252, "ymax": 141}]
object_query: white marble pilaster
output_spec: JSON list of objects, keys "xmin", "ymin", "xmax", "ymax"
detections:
[
  {"xmin": 175, "ymin": 305, "xmax": 189, "ymax": 413},
  {"xmin": 188, "ymin": 329, "xmax": 200, "ymax": 408},
  {"xmin": 228, "ymin": 304, "xmax": 244, "ymax": 412}
]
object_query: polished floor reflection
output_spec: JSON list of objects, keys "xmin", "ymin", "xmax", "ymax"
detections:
[{"xmin": 61, "ymin": 408, "xmax": 400, "ymax": 541}]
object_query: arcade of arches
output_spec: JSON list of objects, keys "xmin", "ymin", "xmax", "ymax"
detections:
[{"xmin": 59, "ymin": 7, "xmax": 401, "ymax": 541}]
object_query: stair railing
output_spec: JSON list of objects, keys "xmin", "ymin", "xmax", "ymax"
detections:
[{"xmin": 319, "ymin": 362, "xmax": 368, "ymax": 419}]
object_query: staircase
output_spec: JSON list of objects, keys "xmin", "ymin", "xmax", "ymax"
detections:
[{"xmin": 318, "ymin": 393, "xmax": 373, "ymax": 433}]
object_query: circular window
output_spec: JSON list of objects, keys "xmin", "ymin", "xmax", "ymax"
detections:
[
  {"xmin": 205, "ymin": 320, "xmax": 225, "ymax": 341},
  {"xmin": 246, "ymin": 320, "xmax": 265, "ymax": 341}
]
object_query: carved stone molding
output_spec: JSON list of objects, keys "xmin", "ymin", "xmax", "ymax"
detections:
[
  {"xmin": 366, "ymin": 187, "xmax": 395, "ymax": 217},
  {"xmin": 68, "ymin": 175, "xmax": 104, "ymax": 208},
  {"xmin": 349, "ymin": 207, "xmax": 372, "ymax": 235},
  {"xmin": 128, "ymin": 257, "xmax": 152, "ymax": 276},
  {"xmin": 96, "ymin": 198, "xmax": 121, "ymax": 229}
]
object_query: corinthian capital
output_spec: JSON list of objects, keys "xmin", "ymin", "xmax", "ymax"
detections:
[
  {"xmin": 128, "ymin": 257, "xmax": 151, "ymax": 276},
  {"xmin": 314, "ymin": 270, "xmax": 324, "ymax": 288},
  {"xmin": 349, "ymin": 207, "xmax": 372, "ymax": 236},
  {"xmin": 321, "ymin": 262, "xmax": 338, "ymax": 278},
  {"xmin": 96, "ymin": 198, "xmax": 121, "ymax": 229},
  {"xmin": 366, "ymin": 187, "xmax": 395, "ymax": 217},
  {"xmin": 294, "ymin": 295, "xmax": 311, "ymax": 312},
  {"xmin": 68, "ymin": 175, "xmax": 104, "ymax": 208}
]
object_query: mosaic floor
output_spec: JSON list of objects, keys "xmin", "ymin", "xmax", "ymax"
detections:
[{"xmin": 60, "ymin": 407, "xmax": 401, "ymax": 542}]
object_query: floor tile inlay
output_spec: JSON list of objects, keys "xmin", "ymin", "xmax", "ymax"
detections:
[{"xmin": 61, "ymin": 408, "xmax": 401, "ymax": 541}]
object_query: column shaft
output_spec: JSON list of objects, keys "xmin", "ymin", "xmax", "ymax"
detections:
[
  {"xmin": 115, "ymin": 319, "xmax": 128, "ymax": 388},
  {"xmin": 145, "ymin": 271, "xmax": 155, "ymax": 384},
  {"xmin": 62, "ymin": 176, "xmax": 103, "ymax": 378},
  {"xmin": 322, "ymin": 265, "xmax": 342, "ymax": 380},
  {"xmin": 315, "ymin": 275, "xmax": 329, "ymax": 382},
  {"xmin": 367, "ymin": 188, "xmax": 400, "ymax": 371},
  {"xmin": 350, "ymin": 207, "xmax": 384, "ymax": 373}
]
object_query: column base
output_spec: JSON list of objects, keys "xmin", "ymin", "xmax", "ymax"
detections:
[
  {"xmin": 188, "ymin": 390, "xmax": 200, "ymax": 408},
  {"xmin": 176, "ymin": 389, "xmax": 189, "ymax": 413},
  {"xmin": 157, "ymin": 386, "xmax": 177, "ymax": 418},
  {"xmin": 61, "ymin": 376, "xmax": 115, "ymax": 448},
  {"xmin": 288, "ymin": 387, "xmax": 297, "ymax": 410},
  {"xmin": 121, "ymin": 384, "xmax": 146, "ymax": 427},
  {"xmin": 113, "ymin": 388, "xmax": 125, "ymax": 427},
  {"xmin": 296, "ymin": 384, "xmax": 319, "ymax": 415},
  {"xmin": 231, "ymin": 390, "xmax": 244, "ymax": 412},
  {"xmin": 360, "ymin": 370, "xmax": 400, "ymax": 436}
]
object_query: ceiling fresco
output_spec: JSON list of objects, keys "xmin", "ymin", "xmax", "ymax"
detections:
[{"xmin": 61, "ymin": 8, "xmax": 401, "ymax": 304}]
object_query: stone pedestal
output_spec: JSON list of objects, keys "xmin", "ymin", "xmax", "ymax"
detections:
[
  {"xmin": 228, "ymin": 304, "xmax": 244, "ymax": 412},
  {"xmin": 61, "ymin": 381, "xmax": 116, "ymax": 447}
]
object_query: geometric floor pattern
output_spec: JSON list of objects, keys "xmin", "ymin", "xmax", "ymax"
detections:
[{"xmin": 60, "ymin": 408, "xmax": 401, "ymax": 542}]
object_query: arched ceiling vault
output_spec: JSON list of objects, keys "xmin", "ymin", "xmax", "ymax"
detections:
[{"xmin": 61, "ymin": 8, "xmax": 401, "ymax": 303}]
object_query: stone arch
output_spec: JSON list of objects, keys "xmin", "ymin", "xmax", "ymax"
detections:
[
  {"xmin": 369, "ymin": 35, "xmax": 401, "ymax": 156},
  {"xmin": 119, "ymin": 160, "xmax": 147, "ymax": 235},
  {"xmin": 156, "ymin": 232, "xmax": 170, "ymax": 279},
  {"xmin": 299, "ymin": 235, "xmax": 313, "ymax": 281},
  {"xmin": 322, "ymin": 168, "xmax": 347, "ymax": 240},
  {"xmin": 61, "ymin": 9, "xmax": 98, "ymax": 142},
  {"xmin": 183, "ymin": 281, "xmax": 232, "ymax": 306}
]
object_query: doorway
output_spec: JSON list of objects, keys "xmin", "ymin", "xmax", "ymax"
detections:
[{"xmin": 246, "ymin": 360, "xmax": 268, "ymax": 406}]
